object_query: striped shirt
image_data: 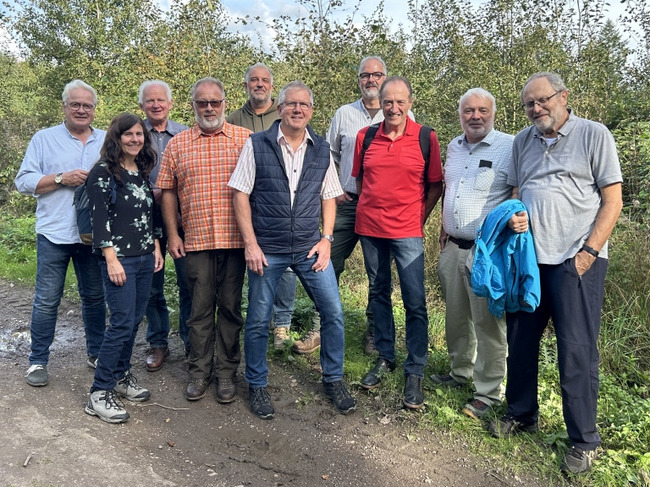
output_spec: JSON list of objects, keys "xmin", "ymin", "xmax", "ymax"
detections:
[
  {"xmin": 442, "ymin": 129, "xmax": 514, "ymax": 241},
  {"xmin": 228, "ymin": 125, "xmax": 343, "ymax": 204},
  {"xmin": 157, "ymin": 123, "xmax": 252, "ymax": 251}
]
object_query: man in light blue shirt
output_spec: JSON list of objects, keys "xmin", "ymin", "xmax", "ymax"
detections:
[{"xmin": 15, "ymin": 79, "xmax": 106, "ymax": 387}]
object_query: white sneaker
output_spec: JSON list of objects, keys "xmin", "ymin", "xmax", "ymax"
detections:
[
  {"xmin": 114, "ymin": 370, "xmax": 150, "ymax": 402},
  {"xmin": 85, "ymin": 390, "xmax": 130, "ymax": 423}
]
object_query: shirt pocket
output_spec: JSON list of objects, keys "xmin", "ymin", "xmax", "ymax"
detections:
[{"xmin": 473, "ymin": 167, "xmax": 495, "ymax": 192}]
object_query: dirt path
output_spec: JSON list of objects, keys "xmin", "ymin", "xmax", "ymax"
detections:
[{"xmin": 0, "ymin": 279, "xmax": 542, "ymax": 487}]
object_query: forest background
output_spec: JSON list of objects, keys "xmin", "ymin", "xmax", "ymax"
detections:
[{"xmin": 0, "ymin": 0, "xmax": 649, "ymax": 485}]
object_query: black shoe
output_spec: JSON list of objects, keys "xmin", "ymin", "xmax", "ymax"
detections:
[
  {"xmin": 323, "ymin": 380, "xmax": 356, "ymax": 414},
  {"xmin": 403, "ymin": 374, "xmax": 424, "ymax": 409},
  {"xmin": 216, "ymin": 377, "xmax": 236, "ymax": 404},
  {"xmin": 249, "ymin": 386, "xmax": 274, "ymax": 420},
  {"xmin": 488, "ymin": 414, "xmax": 539, "ymax": 438},
  {"xmin": 361, "ymin": 358, "xmax": 396, "ymax": 389}
]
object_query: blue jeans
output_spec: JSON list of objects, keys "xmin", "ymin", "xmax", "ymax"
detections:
[
  {"xmin": 272, "ymin": 268, "xmax": 296, "ymax": 328},
  {"xmin": 245, "ymin": 252, "xmax": 345, "ymax": 387},
  {"xmin": 30, "ymin": 234, "xmax": 106, "ymax": 365},
  {"xmin": 92, "ymin": 254, "xmax": 155, "ymax": 391},
  {"xmin": 360, "ymin": 236, "xmax": 428, "ymax": 376}
]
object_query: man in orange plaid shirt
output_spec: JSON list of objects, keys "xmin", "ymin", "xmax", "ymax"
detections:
[{"xmin": 158, "ymin": 77, "xmax": 251, "ymax": 405}]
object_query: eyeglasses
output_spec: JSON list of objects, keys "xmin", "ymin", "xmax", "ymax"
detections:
[
  {"xmin": 193, "ymin": 99, "xmax": 224, "ymax": 109},
  {"xmin": 521, "ymin": 91, "xmax": 561, "ymax": 110},
  {"xmin": 282, "ymin": 101, "xmax": 312, "ymax": 110},
  {"xmin": 66, "ymin": 102, "xmax": 95, "ymax": 112},
  {"xmin": 359, "ymin": 72, "xmax": 386, "ymax": 81}
]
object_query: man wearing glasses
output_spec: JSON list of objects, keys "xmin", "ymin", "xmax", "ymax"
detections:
[
  {"xmin": 157, "ymin": 77, "xmax": 252, "ymax": 404},
  {"xmin": 324, "ymin": 56, "xmax": 390, "ymax": 356},
  {"xmin": 229, "ymin": 81, "xmax": 356, "ymax": 420},
  {"xmin": 490, "ymin": 72, "xmax": 623, "ymax": 475},
  {"xmin": 15, "ymin": 79, "xmax": 107, "ymax": 387}
]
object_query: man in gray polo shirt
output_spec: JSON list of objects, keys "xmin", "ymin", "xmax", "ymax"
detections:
[
  {"xmin": 432, "ymin": 88, "xmax": 513, "ymax": 421},
  {"xmin": 489, "ymin": 72, "xmax": 623, "ymax": 475}
]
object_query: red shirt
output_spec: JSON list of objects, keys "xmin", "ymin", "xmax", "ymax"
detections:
[{"xmin": 351, "ymin": 119, "xmax": 442, "ymax": 238}]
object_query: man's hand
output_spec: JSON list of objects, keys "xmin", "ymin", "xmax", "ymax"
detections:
[
  {"xmin": 575, "ymin": 250, "xmax": 596, "ymax": 276},
  {"xmin": 508, "ymin": 211, "xmax": 529, "ymax": 233},
  {"xmin": 245, "ymin": 242, "xmax": 268, "ymax": 276},
  {"xmin": 62, "ymin": 169, "xmax": 89, "ymax": 187},
  {"xmin": 439, "ymin": 227, "xmax": 448, "ymax": 250},
  {"xmin": 308, "ymin": 239, "xmax": 331, "ymax": 272},
  {"xmin": 167, "ymin": 234, "xmax": 186, "ymax": 259}
]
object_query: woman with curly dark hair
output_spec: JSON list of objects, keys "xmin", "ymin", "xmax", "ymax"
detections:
[{"xmin": 84, "ymin": 112, "xmax": 164, "ymax": 423}]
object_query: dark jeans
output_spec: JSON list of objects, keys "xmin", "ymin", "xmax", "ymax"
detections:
[
  {"xmin": 332, "ymin": 197, "xmax": 374, "ymax": 333},
  {"xmin": 185, "ymin": 249, "xmax": 246, "ymax": 380},
  {"xmin": 360, "ymin": 236, "xmax": 428, "ymax": 376},
  {"xmin": 30, "ymin": 234, "xmax": 106, "ymax": 364},
  {"xmin": 145, "ymin": 235, "xmax": 192, "ymax": 350},
  {"xmin": 505, "ymin": 257, "xmax": 607, "ymax": 451},
  {"xmin": 91, "ymin": 254, "xmax": 154, "ymax": 392}
]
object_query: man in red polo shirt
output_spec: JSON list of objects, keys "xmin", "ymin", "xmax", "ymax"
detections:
[{"xmin": 353, "ymin": 76, "xmax": 443, "ymax": 409}]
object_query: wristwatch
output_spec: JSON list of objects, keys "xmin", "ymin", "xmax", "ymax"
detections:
[
  {"xmin": 580, "ymin": 244, "xmax": 599, "ymax": 258},
  {"xmin": 54, "ymin": 173, "xmax": 64, "ymax": 186},
  {"xmin": 321, "ymin": 234, "xmax": 334, "ymax": 243}
]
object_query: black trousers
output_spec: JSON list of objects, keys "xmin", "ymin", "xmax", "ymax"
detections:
[{"xmin": 505, "ymin": 256, "xmax": 607, "ymax": 451}]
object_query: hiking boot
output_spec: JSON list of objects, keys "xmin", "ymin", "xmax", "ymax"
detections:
[
  {"xmin": 114, "ymin": 371, "xmax": 150, "ymax": 402},
  {"xmin": 403, "ymin": 374, "xmax": 424, "ymax": 409},
  {"xmin": 361, "ymin": 358, "xmax": 396, "ymax": 389},
  {"xmin": 462, "ymin": 398, "xmax": 491, "ymax": 420},
  {"xmin": 489, "ymin": 414, "xmax": 538, "ymax": 438},
  {"xmin": 249, "ymin": 386, "xmax": 274, "ymax": 420},
  {"xmin": 430, "ymin": 372, "xmax": 463, "ymax": 388},
  {"xmin": 186, "ymin": 378, "xmax": 209, "ymax": 401},
  {"xmin": 562, "ymin": 446, "xmax": 598, "ymax": 474},
  {"xmin": 323, "ymin": 380, "xmax": 356, "ymax": 414},
  {"xmin": 292, "ymin": 330, "xmax": 320, "ymax": 354},
  {"xmin": 87, "ymin": 356, "xmax": 98, "ymax": 369},
  {"xmin": 273, "ymin": 327, "xmax": 290, "ymax": 351},
  {"xmin": 216, "ymin": 377, "xmax": 236, "ymax": 404},
  {"xmin": 85, "ymin": 389, "xmax": 130, "ymax": 424},
  {"xmin": 25, "ymin": 364, "xmax": 49, "ymax": 387},
  {"xmin": 363, "ymin": 331, "xmax": 378, "ymax": 356}
]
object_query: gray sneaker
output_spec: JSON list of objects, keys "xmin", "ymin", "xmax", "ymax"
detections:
[
  {"xmin": 85, "ymin": 389, "xmax": 130, "ymax": 424},
  {"xmin": 87, "ymin": 356, "xmax": 98, "ymax": 369},
  {"xmin": 114, "ymin": 371, "xmax": 150, "ymax": 402},
  {"xmin": 562, "ymin": 446, "xmax": 598, "ymax": 474},
  {"xmin": 430, "ymin": 372, "xmax": 463, "ymax": 388},
  {"xmin": 25, "ymin": 364, "xmax": 49, "ymax": 387}
]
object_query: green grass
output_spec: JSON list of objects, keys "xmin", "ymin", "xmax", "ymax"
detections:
[{"xmin": 1, "ymin": 213, "xmax": 648, "ymax": 486}]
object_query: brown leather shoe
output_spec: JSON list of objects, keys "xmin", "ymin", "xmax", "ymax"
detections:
[
  {"xmin": 216, "ymin": 377, "xmax": 236, "ymax": 404},
  {"xmin": 185, "ymin": 378, "xmax": 209, "ymax": 401},
  {"xmin": 146, "ymin": 346, "xmax": 169, "ymax": 372}
]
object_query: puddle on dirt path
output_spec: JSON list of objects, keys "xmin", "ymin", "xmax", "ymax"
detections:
[{"xmin": 0, "ymin": 320, "xmax": 82, "ymax": 358}]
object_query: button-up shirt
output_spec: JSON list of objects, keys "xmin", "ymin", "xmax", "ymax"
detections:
[
  {"xmin": 442, "ymin": 129, "xmax": 514, "ymax": 241},
  {"xmin": 157, "ymin": 122, "xmax": 251, "ymax": 251}
]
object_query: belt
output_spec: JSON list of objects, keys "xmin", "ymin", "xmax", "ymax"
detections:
[
  {"xmin": 448, "ymin": 236, "xmax": 474, "ymax": 250},
  {"xmin": 345, "ymin": 192, "xmax": 359, "ymax": 201}
]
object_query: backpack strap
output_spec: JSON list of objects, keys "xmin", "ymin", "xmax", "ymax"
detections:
[
  {"xmin": 419, "ymin": 126, "xmax": 433, "ymax": 198},
  {"xmin": 357, "ymin": 123, "xmax": 381, "ymax": 180}
]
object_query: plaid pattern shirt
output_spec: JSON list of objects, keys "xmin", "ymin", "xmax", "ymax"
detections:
[{"xmin": 157, "ymin": 122, "xmax": 252, "ymax": 251}]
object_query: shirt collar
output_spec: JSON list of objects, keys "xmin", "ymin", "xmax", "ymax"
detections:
[
  {"xmin": 190, "ymin": 121, "xmax": 233, "ymax": 139},
  {"xmin": 277, "ymin": 124, "xmax": 312, "ymax": 147}
]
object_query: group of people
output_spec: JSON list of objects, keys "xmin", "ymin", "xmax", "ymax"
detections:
[{"xmin": 15, "ymin": 55, "xmax": 622, "ymax": 475}]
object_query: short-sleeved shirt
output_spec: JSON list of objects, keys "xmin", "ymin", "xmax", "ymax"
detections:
[
  {"xmin": 157, "ymin": 122, "xmax": 251, "ymax": 251},
  {"xmin": 228, "ymin": 125, "xmax": 343, "ymax": 203},
  {"xmin": 352, "ymin": 118, "xmax": 443, "ymax": 239},
  {"xmin": 14, "ymin": 123, "xmax": 106, "ymax": 244},
  {"xmin": 507, "ymin": 111, "xmax": 623, "ymax": 264},
  {"xmin": 442, "ymin": 129, "xmax": 514, "ymax": 240}
]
